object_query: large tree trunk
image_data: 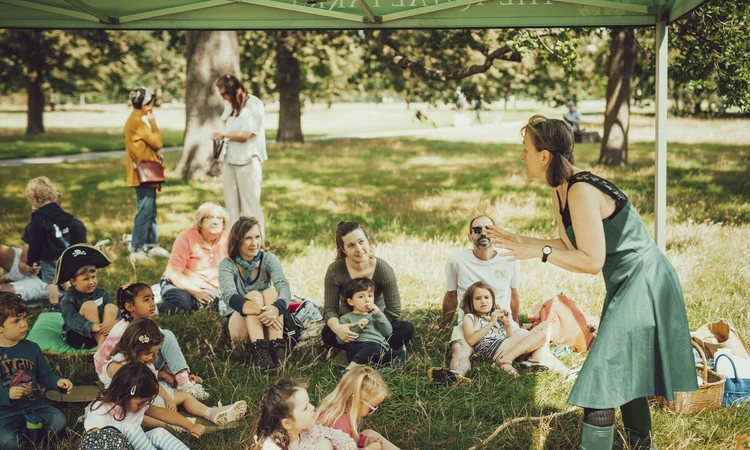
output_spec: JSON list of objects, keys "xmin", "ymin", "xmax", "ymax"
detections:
[
  {"xmin": 275, "ymin": 31, "xmax": 303, "ymax": 143},
  {"xmin": 599, "ymin": 28, "xmax": 637, "ymax": 166},
  {"xmin": 26, "ymin": 30, "xmax": 45, "ymax": 135},
  {"xmin": 177, "ymin": 31, "xmax": 240, "ymax": 181}
]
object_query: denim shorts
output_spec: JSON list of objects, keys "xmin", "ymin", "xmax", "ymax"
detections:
[{"xmin": 39, "ymin": 260, "xmax": 57, "ymax": 284}]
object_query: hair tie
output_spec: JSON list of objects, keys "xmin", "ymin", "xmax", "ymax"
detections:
[
  {"xmin": 130, "ymin": 385, "xmax": 137, "ymax": 396},
  {"xmin": 121, "ymin": 283, "xmax": 131, "ymax": 291},
  {"xmin": 138, "ymin": 335, "xmax": 150, "ymax": 344}
]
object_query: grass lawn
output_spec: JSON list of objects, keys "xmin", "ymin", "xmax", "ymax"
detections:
[{"xmin": 1, "ymin": 137, "xmax": 749, "ymax": 449}]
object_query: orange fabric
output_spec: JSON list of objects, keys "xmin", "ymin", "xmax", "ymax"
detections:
[
  {"xmin": 124, "ymin": 111, "xmax": 163, "ymax": 187},
  {"xmin": 164, "ymin": 228, "xmax": 229, "ymax": 290},
  {"xmin": 532, "ymin": 294, "xmax": 599, "ymax": 352}
]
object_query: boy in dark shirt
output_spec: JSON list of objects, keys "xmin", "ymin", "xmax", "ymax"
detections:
[
  {"xmin": 23, "ymin": 177, "xmax": 87, "ymax": 310},
  {"xmin": 0, "ymin": 292, "xmax": 72, "ymax": 450}
]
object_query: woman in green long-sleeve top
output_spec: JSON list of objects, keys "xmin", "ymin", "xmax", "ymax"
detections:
[
  {"xmin": 218, "ymin": 216, "xmax": 291, "ymax": 370},
  {"xmin": 487, "ymin": 116, "xmax": 697, "ymax": 450}
]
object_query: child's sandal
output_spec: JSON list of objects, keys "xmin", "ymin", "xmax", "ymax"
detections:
[{"xmin": 498, "ymin": 361, "xmax": 520, "ymax": 378}]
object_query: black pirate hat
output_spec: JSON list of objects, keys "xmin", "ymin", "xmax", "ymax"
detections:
[{"xmin": 52, "ymin": 244, "xmax": 111, "ymax": 285}]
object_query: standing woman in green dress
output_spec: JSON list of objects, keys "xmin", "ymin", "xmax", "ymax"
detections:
[{"xmin": 486, "ymin": 115, "xmax": 697, "ymax": 450}]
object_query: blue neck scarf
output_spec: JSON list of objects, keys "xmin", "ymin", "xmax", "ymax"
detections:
[{"xmin": 236, "ymin": 252, "xmax": 263, "ymax": 286}]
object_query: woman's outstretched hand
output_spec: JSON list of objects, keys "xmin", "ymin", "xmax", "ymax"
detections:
[{"xmin": 485, "ymin": 225, "xmax": 538, "ymax": 262}]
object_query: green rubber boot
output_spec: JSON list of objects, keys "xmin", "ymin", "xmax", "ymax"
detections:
[{"xmin": 579, "ymin": 422, "xmax": 614, "ymax": 450}]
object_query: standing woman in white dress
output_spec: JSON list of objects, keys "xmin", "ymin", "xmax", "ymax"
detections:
[{"xmin": 212, "ymin": 74, "xmax": 267, "ymax": 234}]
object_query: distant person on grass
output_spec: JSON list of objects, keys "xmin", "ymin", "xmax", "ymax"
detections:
[
  {"xmin": 124, "ymin": 86, "xmax": 170, "ymax": 263},
  {"xmin": 158, "ymin": 202, "xmax": 230, "ymax": 315},
  {"xmin": 322, "ymin": 221, "xmax": 413, "ymax": 362},
  {"xmin": 486, "ymin": 115, "xmax": 697, "ymax": 449},
  {"xmin": 213, "ymin": 74, "xmax": 267, "ymax": 234},
  {"xmin": 22, "ymin": 176, "xmax": 86, "ymax": 310},
  {"xmin": 563, "ymin": 101, "xmax": 582, "ymax": 133},
  {"xmin": 0, "ymin": 244, "xmax": 48, "ymax": 304}
]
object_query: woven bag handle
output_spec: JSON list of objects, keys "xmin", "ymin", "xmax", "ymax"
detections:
[{"xmin": 691, "ymin": 337, "xmax": 709, "ymax": 383}]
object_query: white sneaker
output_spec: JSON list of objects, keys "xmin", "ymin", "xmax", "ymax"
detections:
[
  {"xmin": 147, "ymin": 246, "xmax": 170, "ymax": 258},
  {"xmin": 208, "ymin": 400, "xmax": 247, "ymax": 426},
  {"xmin": 177, "ymin": 381, "xmax": 210, "ymax": 400},
  {"xmin": 129, "ymin": 250, "xmax": 150, "ymax": 262}
]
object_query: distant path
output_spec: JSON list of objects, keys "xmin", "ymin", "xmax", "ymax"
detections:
[
  {"xmin": 0, "ymin": 146, "xmax": 182, "ymax": 168},
  {"xmin": 0, "ymin": 121, "xmax": 528, "ymax": 168}
]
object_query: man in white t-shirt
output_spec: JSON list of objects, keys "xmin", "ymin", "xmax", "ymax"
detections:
[{"xmin": 430, "ymin": 215, "xmax": 522, "ymax": 384}]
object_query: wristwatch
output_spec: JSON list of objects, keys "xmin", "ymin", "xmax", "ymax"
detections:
[{"xmin": 542, "ymin": 245, "xmax": 552, "ymax": 263}]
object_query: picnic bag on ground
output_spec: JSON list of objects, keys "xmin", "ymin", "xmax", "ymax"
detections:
[
  {"xmin": 529, "ymin": 294, "xmax": 599, "ymax": 352},
  {"xmin": 715, "ymin": 353, "xmax": 750, "ymax": 406},
  {"xmin": 691, "ymin": 319, "xmax": 750, "ymax": 360}
]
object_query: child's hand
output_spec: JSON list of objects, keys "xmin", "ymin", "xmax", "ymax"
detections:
[
  {"xmin": 97, "ymin": 321, "xmax": 115, "ymax": 336},
  {"xmin": 9, "ymin": 386, "xmax": 31, "ymax": 400},
  {"xmin": 187, "ymin": 422, "xmax": 206, "ymax": 438},
  {"xmin": 158, "ymin": 371, "xmax": 176, "ymax": 388},
  {"xmin": 498, "ymin": 309, "xmax": 512, "ymax": 324},
  {"xmin": 357, "ymin": 318, "xmax": 369, "ymax": 329},
  {"xmin": 368, "ymin": 303, "xmax": 380, "ymax": 315},
  {"xmin": 364, "ymin": 435, "xmax": 383, "ymax": 450},
  {"xmin": 91, "ymin": 323, "xmax": 102, "ymax": 334},
  {"xmin": 57, "ymin": 379, "xmax": 73, "ymax": 394},
  {"xmin": 165, "ymin": 398, "xmax": 177, "ymax": 411},
  {"xmin": 188, "ymin": 373, "xmax": 203, "ymax": 384},
  {"xmin": 342, "ymin": 442, "xmax": 358, "ymax": 450}
]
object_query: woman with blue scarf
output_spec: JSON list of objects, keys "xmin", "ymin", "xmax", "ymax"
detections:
[{"xmin": 219, "ymin": 216, "xmax": 291, "ymax": 370}]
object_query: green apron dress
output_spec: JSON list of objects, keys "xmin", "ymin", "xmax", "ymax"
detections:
[{"xmin": 563, "ymin": 172, "xmax": 698, "ymax": 409}]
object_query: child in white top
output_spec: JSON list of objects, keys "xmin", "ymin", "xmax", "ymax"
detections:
[
  {"xmin": 249, "ymin": 379, "xmax": 356, "ymax": 450},
  {"xmin": 84, "ymin": 362, "xmax": 196, "ymax": 450},
  {"xmin": 461, "ymin": 281, "xmax": 521, "ymax": 377},
  {"xmin": 102, "ymin": 318, "xmax": 247, "ymax": 432}
]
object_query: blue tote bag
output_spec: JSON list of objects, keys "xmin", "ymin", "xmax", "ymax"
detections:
[{"xmin": 715, "ymin": 353, "xmax": 750, "ymax": 405}]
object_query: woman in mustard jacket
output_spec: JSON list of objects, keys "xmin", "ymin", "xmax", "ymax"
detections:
[{"xmin": 124, "ymin": 87, "xmax": 169, "ymax": 262}]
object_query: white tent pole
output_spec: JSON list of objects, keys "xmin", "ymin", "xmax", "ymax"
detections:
[{"xmin": 654, "ymin": 18, "xmax": 668, "ymax": 251}]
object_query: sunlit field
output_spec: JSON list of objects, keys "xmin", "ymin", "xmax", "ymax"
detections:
[{"xmin": 1, "ymin": 131, "xmax": 749, "ymax": 449}]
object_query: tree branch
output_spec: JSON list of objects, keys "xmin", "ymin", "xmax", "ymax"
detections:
[{"xmin": 375, "ymin": 30, "xmax": 523, "ymax": 82}]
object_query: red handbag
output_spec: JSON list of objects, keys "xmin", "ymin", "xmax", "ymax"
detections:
[{"xmin": 134, "ymin": 160, "xmax": 165, "ymax": 184}]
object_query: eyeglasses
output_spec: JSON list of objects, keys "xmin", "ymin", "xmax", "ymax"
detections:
[
  {"xmin": 471, "ymin": 226, "xmax": 487, "ymax": 234},
  {"xmin": 361, "ymin": 399, "xmax": 378, "ymax": 415},
  {"xmin": 202, "ymin": 215, "xmax": 223, "ymax": 222}
]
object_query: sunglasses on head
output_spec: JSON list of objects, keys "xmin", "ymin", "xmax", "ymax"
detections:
[
  {"xmin": 471, "ymin": 226, "xmax": 487, "ymax": 234},
  {"xmin": 362, "ymin": 399, "xmax": 378, "ymax": 415}
]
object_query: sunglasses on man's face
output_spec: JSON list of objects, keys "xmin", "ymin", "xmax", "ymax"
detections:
[
  {"xmin": 362, "ymin": 399, "xmax": 378, "ymax": 415},
  {"xmin": 471, "ymin": 226, "xmax": 488, "ymax": 235}
]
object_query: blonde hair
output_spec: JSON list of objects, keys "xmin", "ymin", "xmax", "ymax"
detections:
[
  {"xmin": 193, "ymin": 201, "xmax": 229, "ymax": 231},
  {"xmin": 316, "ymin": 366, "xmax": 388, "ymax": 438},
  {"xmin": 25, "ymin": 176, "xmax": 60, "ymax": 207}
]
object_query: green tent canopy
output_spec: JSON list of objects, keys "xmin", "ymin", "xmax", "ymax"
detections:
[
  {"xmin": 0, "ymin": 0, "xmax": 712, "ymax": 249},
  {"xmin": 0, "ymin": 0, "xmax": 706, "ymax": 29}
]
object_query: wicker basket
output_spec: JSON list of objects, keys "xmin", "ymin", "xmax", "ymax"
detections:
[{"xmin": 656, "ymin": 339, "xmax": 725, "ymax": 414}]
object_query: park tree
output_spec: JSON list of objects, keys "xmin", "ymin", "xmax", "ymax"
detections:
[
  {"xmin": 0, "ymin": 29, "xmax": 119, "ymax": 134},
  {"xmin": 176, "ymin": 31, "xmax": 240, "ymax": 180},
  {"xmin": 598, "ymin": 28, "xmax": 637, "ymax": 166}
]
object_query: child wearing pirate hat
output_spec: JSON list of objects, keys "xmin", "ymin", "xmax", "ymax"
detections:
[{"xmin": 55, "ymin": 244, "xmax": 118, "ymax": 349}]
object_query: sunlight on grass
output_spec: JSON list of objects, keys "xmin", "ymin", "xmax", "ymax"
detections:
[{"xmin": 2, "ymin": 137, "xmax": 749, "ymax": 450}]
